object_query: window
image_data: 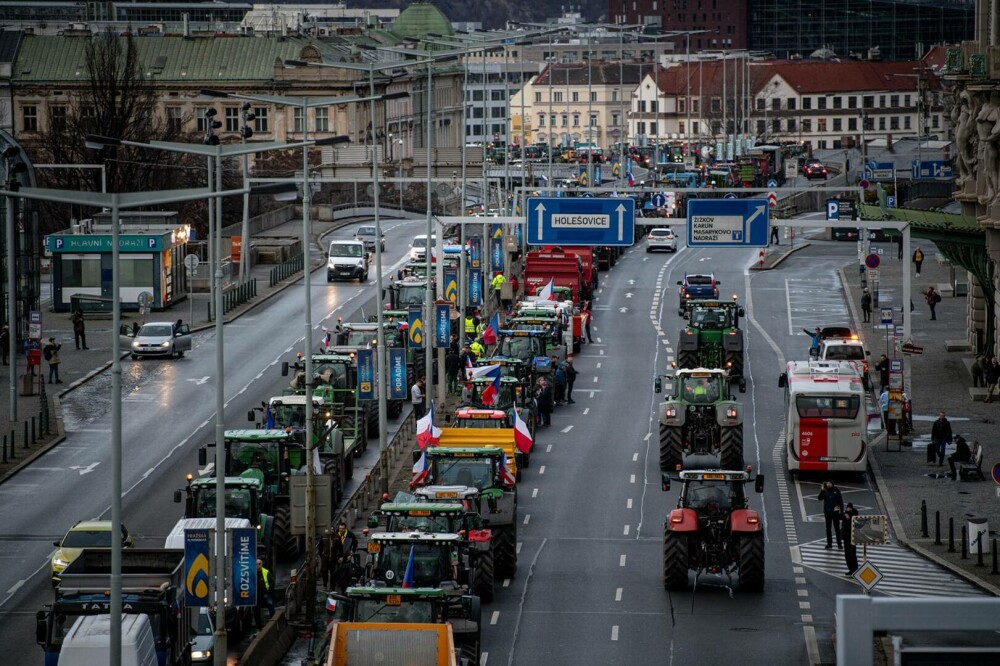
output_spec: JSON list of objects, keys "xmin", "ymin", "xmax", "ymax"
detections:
[
  {"xmin": 818, "ymin": 140, "xmax": 827, "ymax": 149},
  {"xmin": 638, "ymin": 121, "xmax": 646, "ymax": 134},
  {"xmin": 534, "ymin": 92, "xmax": 541, "ymax": 103},
  {"xmin": 120, "ymin": 256, "xmax": 154, "ymax": 288},
  {"xmin": 561, "ymin": 114, "xmax": 567, "ymax": 126},
  {"xmin": 890, "ymin": 116, "xmax": 899, "ymax": 130},
  {"xmin": 254, "ymin": 107, "xmax": 269, "ymax": 133},
  {"xmin": 904, "ymin": 116, "xmax": 911, "ymax": 130},
  {"xmin": 679, "ymin": 98, "xmax": 686, "ymax": 113},
  {"xmin": 573, "ymin": 114, "xmax": 580, "ymax": 127},
  {"xmin": 802, "ymin": 97, "xmax": 812, "ymax": 110},
  {"xmin": 817, "ymin": 118, "xmax": 827, "ymax": 132},
  {"xmin": 166, "ymin": 106, "xmax": 183, "ymax": 132},
  {"xmin": 550, "ymin": 114, "xmax": 556, "ymax": 126},
  {"xmin": 639, "ymin": 100, "xmax": 646, "ymax": 113},
  {"xmin": 572, "ymin": 92, "xmax": 579, "ymax": 102},
  {"xmin": 473, "ymin": 90, "xmax": 484, "ymax": 101},
  {"xmin": 771, "ymin": 98, "xmax": 780, "ymax": 111},
  {"xmin": 612, "ymin": 113, "xmax": 620, "ymax": 127},
  {"xmin": 756, "ymin": 98, "xmax": 765, "ymax": 111},
  {"xmin": 472, "ymin": 107, "xmax": 484, "ymax": 119},
  {"xmin": 196, "ymin": 109, "xmax": 212, "ymax": 132},
  {"xmin": 711, "ymin": 98, "xmax": 721, "ymax": 112},
  {"xmin": 22, "ymin": 105, "xmax": 37, "ymax": 132},
  {"xmin": 612, "ymin": 90, "xmax": 619, "ymax": 102},
  {"xmin": 787, "ymin": 118, "xmax": 796, "ymax": 132},
  {"xmin": 787, "ymin": 98, "xmax": 796, "ymax": 111},
  {"xmin": 679, "ymin": 121, "xmax": 685, "ymax": 134},
  {"xmin": 590, "ymin": 114, "xmax": 598, "ymax": 126},
  {"xmin": 491, "ymin": 90, "xmax": 505, "ymax": 101},
  {"xmin": 757, "ymin": 119, "xmax": 766, "ymax": 134},
  {"xmin": 848, "ymin": 117, "xmax": 857, "ymax": 131},
  {"xmin": 491, "ymin": 107, "xmax": 505, "ymax": 118},
  {"xmin": 538, "ymin": 114, "xmax": 545, "ymax": 127},
  {"xmin": 863, "ymin": 95, "xmax": 874, "ymax": 109},
  {"xmin": 650, "ymin": 101, "xmax": 658, "ymax": 113},
  {"xmin": 554, "ymin": 91, "xmax": 563, "ymax": 102},
  {"xmin": 904, "ymin": 95, "xmax": 911, "ymax": 107},
  {"xmin": 693, "ymin": 99, "xmax": 699, "ymax": 113},
  {"xmin": 878, "ymin": 117, "xmax": 886, "ymax": 130},
  {"xmin": 293, "ymin": 107, "xmax": 304, "ymax": 133},
  {"xmin": 225, "ymin": 107, "xmax": 239, "ymax": 132},
  {"xmin": 650, "ymin": 121, "xmax": 657, "ymax": 135},
  {"xmin": 878, "ymin": 95, "xmax": 886, "ymax": 108},
  {"xmin": 315, "ymin": 107, "xmax": 329, "ymax": 132},
  {"xmin": 817, "ymin": 97, "xmax": 827, "ymax": 110},
  {"xmin": 692, "ymin": 121, "xmax": 699, "ymax": 134},
  {"xmin": 50, "ymin": 105, "xmax": 67, "ymax": 132},
  {"xmin": 61, "ymin": 257, "xmax": 101, "ymax": 288},
  {"xmin": 802, "ymin": 119, "xmax": 812, "ymax": 132},
  {"xmin": 833, "ymin": 118, "xmax": 842, "ymax": 131},
  {"xmin": 848, "ymin": 97, "xmax": 857, "ymax": 109},
  {"xmin": 889, "ymin": 95, "xmax": 899, "ymax": 107},
  {"xmin": 932, "ymin": 114, "xmax": 939, "ymax": 129},
  {"xmin": 590, "ymin": 92, "xmax": 597, "ymax": 102},
  {"xmin": 772, "ymin": 118, "xmax": 780, "ymax": 132},
  {"xmin": 833, "ymin": 96, "xmax": 842, "ymax": 109}
]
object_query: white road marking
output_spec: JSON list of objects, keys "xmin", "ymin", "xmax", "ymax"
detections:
[
  {"xmin": 626, "ymin": 498, "xmax": 633, "ymax": 509},
  {"xmin": 561, "ymin": 425, "xmax": 573, "ymax": 433},
  {"xmin": 6, "ymin": 579, "xmax": 25, "ymax": 596},
  {"xmin": 67, "ymin": 462, "xmax": 100, "ymax": 475},
  {"xmin": 491, "ymin": 611, "xmax": 500, "ymax": 625},
  {"xmin": 592, "ymin": 376, "xmax": 598, "ymax": 382},
  {"xmin": 629, "ymin": 474, "xmax": 636, "ymax": 484},
  {"xmin": 583, "ymin": 408, "xmax": 590, "ymax": 415},
  {"xmin": 643, "ymin": 433, "xmax": 651, "ymax": 441},
  {"xmin": 503, "ymin": 579, "xmax": 510, "ymax": 588},
  {"xmin": 611, "ymin": 625, "xmax": 619, "ymax": 641},
  {"xmin": 797, "ymin": 590, "xmax": 809, "ymax": 597},
  {"xmin": 187, "ymin": 376, "xmax": 210, "ymax": 385},
  {"xmin": 619, "ymin": 554, "xmax": 627, "ymax": 567},
  {"xmin": 531, "ymin": 488, "xmax": 538, "ymax": 498},
  {"xmin": 632, "ymin": 453, "xmax": 638, "ymax": 462},
  {"xmin": 615, "ymin": 587, "xmax": 623, "ymax": 602},
  {"xmin": 596, "ymin": 362, "xmax": 602, "ymax": 369},
  {"xmin": 539, "ymin": 465, "xmax": 546, "ymax": 475},
  {"xmin": 545, "ymin": 445, "xmax": 552, "ymax": 453},
  {"xmin": 524, "ymin": 514, "xmax": 531, "ymax": 525},
  {"xmin": 516, "ymin": 542, "xmax": 522, "ymax": 554},
  {"xmin": 623, "ymin": 524, "xmax": 630, "ymax": 535}
]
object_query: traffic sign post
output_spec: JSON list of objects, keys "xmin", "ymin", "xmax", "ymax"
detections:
[
  {"xmin": 526, "ymin": 197, "xmax": 635, "ymax": 246},
  {"xmin": 687, "ymin": 199, "xmax": 769, "ymax": 247}
]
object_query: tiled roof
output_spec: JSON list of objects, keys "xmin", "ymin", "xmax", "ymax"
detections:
[
  {"xmin": 535, "ymin": 62, "xmax": 650, "ymax": 87},
  {"xmin": 12, "ymin": 34, "xmax": 323, "ymax": 83}
]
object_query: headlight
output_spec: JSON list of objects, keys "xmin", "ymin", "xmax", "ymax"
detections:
[
  {"xmin": 191, "ymin": 650, "xmax": 211, "ymax": 660},
  {"xmin": 52, "ymin": 556, "xmax": 69, "ymax": 568},
  {"xmin": 160, "ymin": 341, "xmax": 171, "ymax": 347},
  {"xmin": 132, "ymin": 340, "xmax": 140, "ymax": 348}
]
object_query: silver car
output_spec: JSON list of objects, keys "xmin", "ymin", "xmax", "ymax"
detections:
[
  {"xmin": 646, "ymin": 227, "xmax": 677, "ymax": 253},
  {"xmin": 354, "ymin": 224, "xmax": 385, "ymax": 252},
  {"xmin": 121, "ymin": 321, "xmax": 192, "ymax": 359}
]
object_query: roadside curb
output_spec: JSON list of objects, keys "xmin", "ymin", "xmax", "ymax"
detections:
[
  {"xmin": 837, "ymin": 264, "xmax": 1000, "ymax": 596},
  {"xmin": 750, "ymin": 242, "xmax": 811, "ymax": 271},
  {"xmin": 1, "ymin": 392, "xmax": 67, "ymax": 483}
]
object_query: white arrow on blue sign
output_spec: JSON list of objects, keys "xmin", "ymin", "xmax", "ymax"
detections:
[
  {"xmin": 526, "ymin": 197, "xmax": 635, "ymax": 246},
  {"xmin": 651, "ymin": 193, "xmax": 666, "ymax": 208},
  {"xmin": 687, "ymin": 199, "xmax": 770, "ymax": 247}
]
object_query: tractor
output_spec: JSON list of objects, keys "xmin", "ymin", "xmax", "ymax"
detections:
[
  {"xmin": 661, "ymin": 469, "xmax": 765, "ymax": 592},
  {"xmin": 281, "ymin": 352, "xmax": 371, "ymax": 454},
  {"xmin": 367, "ymin": 502, "xmax": 495, "ymax": 602},
  {"xmin": 678, "ymin": 299, "xmax": 746, "ymax": 389},
  {"xmin": 654, "ymin": 368, "xmax": 745, "ymax": 471}
]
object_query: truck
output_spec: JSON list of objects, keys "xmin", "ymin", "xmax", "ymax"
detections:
[
  {"xmin": 537, "ymin": 246, "xmax": 596, "ymax": 299},
  {"xmin": 524, "ymin": 248, "xmax": 585, "ymax": 303},
  {"xmin": 414, "ymin": 446, "xmax": 518, "ymax": 578},
  {"xmin": 325, "ymin": 620, "xmax": 461, "ymax": 666},
  {"xmin": 36, "ymin": 549, "xmax": 191, "ymax": 666},
  {"xmin": 654, "ymin": 368, "xmax": 745, "ymax": 471},
  {"xmin": 661, "ymin": 469, "xmax": 765, "ymax": 592},
  {"xmin": 677, "ymin": 299, "xmax": 746, "ymax": 389}
]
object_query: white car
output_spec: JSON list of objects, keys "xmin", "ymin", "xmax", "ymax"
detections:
[
  {"xmin": 646, "ymin": 227, "xmax": 677, "ymax": 253},
  {"xmin": 121, "ymin": 321, "xmax": 192, "ymax": 359}
]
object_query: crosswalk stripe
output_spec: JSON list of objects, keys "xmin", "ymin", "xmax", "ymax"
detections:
[{"xmin": 798, "ymin": 540, "xmax": 985, "ymax": 597}]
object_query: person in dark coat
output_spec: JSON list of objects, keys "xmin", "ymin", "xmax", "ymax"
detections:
[
  {"xmin": 71, "ymin": 310, "xmax": 89, "ymax": 350},
  {"xmin": 860, "ymin": 289, "xmax": 872, "ymax": 323},
  {"xmin": 842, "ymin": 503, "xmax": 859, "ymax": 575},
  {"xmin": 947, "ymin": 435, "xmax": 973, "ymax": 480},
  {"xmin": 445, "ymin": 349, "xmax": 461, "ymax": 394},
  {"xmin": 818, "ymin": 480, "xmax": 844, "ymax": 549},
  {"xmin": 0, "ymin": 324, "xmax": 8, "ymax": 365},
  {"xmin": 985, "ymin": 357, "xmax": 1000, "ymax": 403},
  {"xmin": 875, "ymin": 354, "xmax": 890, "ymax": 391},
  {"xmin": 931, "ymin": 411, "xmax": 952, "ymax": 466},
  {"xmin": 536, "ymin": 378, "xmax": 554, "ymax": 427}
]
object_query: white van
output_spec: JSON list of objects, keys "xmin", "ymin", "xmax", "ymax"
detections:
[
  {"xmin": 409, "ymin": 234, "xmax": 437, "ymax": 261},
  {"xmin": 327, "ymin": 239, "xmax": 368, "ymax": 282},
  {"xmin": 59, "ymin": 614, "xmax": 157, "ymax": 666}
]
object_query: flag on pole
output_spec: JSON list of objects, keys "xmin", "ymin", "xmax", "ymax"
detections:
[
  {"xmin": 416, "ymin": 401, "xmax": 442, "ymax": 449},
  {"xmin": 411, "ymin": 450, "xmax": 429, "ymax": 486},
  {"xmin": 482, "ymin": 312, "xmax": 500, "ymax": 346},
  {"xmin": 537, "ymin": 278, "xmax": 554, "ymax": 301},
  {"xmin": 402, "ymin": 545, "xmax": 416, "ymax": 588},
  {"xmin": 264, "ymin": 403, "xmax": 275, "ymax": 429},
  {"xmin": 499, "ymin": 452, "xmax": 517, "ymax": 486},
  {"xmin": 480, "ymin": 366, "xmax": 502, "ymax": 407},
  {"xmin": 513, "ymin": 407, "xmax": 533, "ymax": 454},
  {"xmin": 465, "ymin": 355, "xmax": 475, "ymax": 381}
]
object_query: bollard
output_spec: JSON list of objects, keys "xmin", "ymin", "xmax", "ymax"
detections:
[
  {"xmin": 935, "ymin": 511, "xmax": 942, "ymax": 546},
  {"xmin": 31, "ymin": 416, "xmax": 36, "ymax": 443},
  {"xmin": 977, "ymin": 534, "xmax": 985, "ymax": 567},
  {"xmin": 2, "ymin": 433, "xmax": 6, "ymax": 463},
  {"xmin": 23, "ymin": 421, "xmax": 28, "ymax": 448},
  {"xmin": 920, "ymin": 500, "xmax": 928, "ymax": 538},
  {"xmin": 948, "ymin": 517, "xmax": 955, "ymax": 553},
  {"xmin": 993, "ymin": 540, "xmax": 999, "ymax": 575},
  {"xmin": 207, "ymin": 301, "xmax": 212, "ymax": 322},
  {"xmin": 253, "ymin": 278, "xmax": 257, "ymax": 297},
  {"xmin": 961, "ymin": 526, "xmax": 968, "ymax": 559},
  {"xmin": 9, "ymin": 428, "xmax": 15, "ymax": 459}
]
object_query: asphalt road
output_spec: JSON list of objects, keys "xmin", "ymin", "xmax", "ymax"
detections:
[{"xmin": 0, "ymin": 216, "xmax": 428, "ymax": 663}]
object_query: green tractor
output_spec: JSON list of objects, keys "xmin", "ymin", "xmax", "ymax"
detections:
[
  {"xmin": 367, "ymin": 502, "xmax": 495, "ymax": 602},
  {"xmin": 199, "ymin": 429, "xmax": 330, "ymax": 562},
  {"xmin": 654, "ymin": 368, "xmax": 745, "ymax": 471},
  {"xmin": 173, "ymin": 474, "xmax": 275, "ymax": 566},
  {"xmin": 414, "ymin": 447, "xmax": 518, "ymax": 578},
  {"xmin": 678, "ymin": 299, "xmax": 746, "ymax": 389},
  {"xmin": 324, "ymin": 585, "xmax": 482, "ymax": 665},
  {"xmin": 282, "ymin": 353, "xmax": 370, "ymax": 457}
]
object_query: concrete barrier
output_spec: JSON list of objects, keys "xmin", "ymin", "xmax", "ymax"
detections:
[{"xmin": 238, "ymin": 608, "xmax": 297, "ymax": 666}]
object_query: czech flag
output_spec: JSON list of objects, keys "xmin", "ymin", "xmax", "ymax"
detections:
[
  {"xmin": 537, "ymin": 278, "xmax": 554, "ymax": 301},
  {"xmin": 482, "ymin": 312, "xmax": 500, "ymax": 346},
  {"xmin": 465, "ymin": 355, "xmax": 475, "ymax": 381},
  {"xmin": 627, "ymin": 168, "xmax": 635, "ymax": 187},
  {"xmin": 478, "ymin": 366, "xmax": 502, "ymax": 407},
  {"xmin": 402, "ymin": 545, "xmax": 416, "ymax": 588},
  {"xmin": 499, "ymin": 452, "xmax": 517, "ymax": 486},
  {"xmin": 416, "ymin": 401, "xmax": 442, "ymax": 449},
  {"xmin": 411, "ymin": 450, "xmax": 429, "ymax": 487},
  {"xmin": 513, "ymin": 407, "xmax": 533, "ymax": 455}
]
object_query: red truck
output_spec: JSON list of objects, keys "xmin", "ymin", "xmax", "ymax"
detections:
[
  {"xmin": 539, "ymin": 246, "xmax": 597, "ymax": 299},
  {"xmin": 524, "ymin": 247, "xmax": 585, "ymax": 302}
]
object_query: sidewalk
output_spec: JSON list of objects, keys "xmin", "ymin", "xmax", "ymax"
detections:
[
  {"xmin": 836, "ymin": 240, "xmax": 1000, "ymax": 594},
  {"xmin": 0, "ymin": 218, "xmax": 347, "ymax": 483}
]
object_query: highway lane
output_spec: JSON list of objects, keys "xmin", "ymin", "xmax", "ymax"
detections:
[{"xmin": 0, "ymin": 216, "xmax": 426, "ymax": 661}]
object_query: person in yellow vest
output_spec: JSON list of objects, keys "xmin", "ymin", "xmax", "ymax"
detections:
[
  {"xmin": 491, "ymin": 272, "xmax": 506, "ymax": 306},
  {"xmin": 464, "ymin": 315, "xmax": 476, "ymax": 339},
  {"xmin": 470, "ymin": 338, "xmax": 485, "ymax": 359},
  {"xmin": 255, "ymin": 559, "xmax": 275, "ymax": 628}
]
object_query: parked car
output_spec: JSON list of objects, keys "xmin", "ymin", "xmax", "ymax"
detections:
[
  {"xmin": 802, "ymin": 160, "xmax": 828, "ymax": 180},
  {"xmin": 646, "ymin": 227, "xmax": 678, "ymax": 253},
  {"xmin": 121, "ymin": 321, "xmax": 192, "ymax": 360}
]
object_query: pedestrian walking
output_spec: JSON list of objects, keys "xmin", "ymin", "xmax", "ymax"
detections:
[
  {"xmin": 491, "ymin": 272, "xmax": 506, "ymax": 306},
  {"xmin": 254, "ymin": 559, "xmax": 275, "ymax": 628},
  {"xmin": 841, "ymin": 503, "xmax": 859, "ymax": 575},
  {"xmin": 43, "ymin": 337, "xmax": 62, "ymax": 384},
  {"xmin": 931, "ymin": 411, "xmax": 952, "ymax": 466},
  {"xmin": 878, "ymin": 388, "xmax": 895, "ymax": 436},
  {"xmin": 583, "ymin": 301, "xmax": 593, "ymax": 343},
  {"xmin": 817, "ymin": 480, "xmax": 844, "ymax": 549},
  {"xmin": 445, "ymin": 348, "xmax": 461, "ymax": 395},
  {"xmin": 71, "ymin": 309, "xmax": 89, "ymax": 350},
  {"xmin": 563, "ymin": 355, "xmax": 578, "ymax": 404},
  {"xmin": 0, "ymin": 324, "xmax": 8, "ymax": 365},
  {"xmin": 947, "ymin": 435, "xmax": 973, "ymax": 480},
  {"xmin": 875, "ymin": 354, "xmax": 890, "ymax": 391},
  {"xmin": 536, "ymin": 378, "xmax": 554, "ymax": 427},
  {"xmin": 985, "ymin": 357, "xmax": 1000, "ymax": 402},
  {"xmin": 924, "ymin": 285, "xmax": 941, "ymax": 320},
  {"xmin": 860, "ymin": 289, "xmax": 872, "ymax": 323},
  {"xmin": 770, "ymin": 225, "xmax": 780, "ymax": 246},
  {"xmin": 912, "ymin": 248, "xmax": 924, "ymax": 276},
  {"xmin": 411, "ymin": 379, "xmax": 425, "ymax": 419}
]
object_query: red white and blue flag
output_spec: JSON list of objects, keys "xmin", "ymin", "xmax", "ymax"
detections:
[
  {"xmin": 537, "ymin": 278, "xmax": 555, "ymax": 301},
  {"xmin": 499, "ymin": 452, "xmax": 517, "ymax": 486},
  {"xmin": 402, "ymin": 545, "xmax": 416, "ymax": 588},
  {"xmin": 627, "ymin": 168, "xmax": 635, "ymax": 187},
  {"xmin": 478, "ymin": 365, "xmax": 502, "ymax": 407},
  {"xmin": 513, "ymin": 407, "xmax": 533, "ymax": 455},
  {"xmin": 416, "ymin": 401, "xmax": 442, "ymax": 449},
  {"xmin": 465, "ymin": 355, "xmax": 475, "ymax": 381},
  {"xmin": 482, "ymin": 312, "xmax": 500, "ymax": 346},
  {"xmin": 411, "ymin": 449, "xmax": 429, "ymax": 486}
]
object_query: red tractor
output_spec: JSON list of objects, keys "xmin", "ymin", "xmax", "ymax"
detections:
[{"xmin": 661, "ymin": 469, "xmax": 765, "ymax": 592}]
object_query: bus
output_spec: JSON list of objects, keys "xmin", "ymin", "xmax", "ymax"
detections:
[{"xmin": 778, "ymin": 360, "xmax": 868, "ymax": 473}]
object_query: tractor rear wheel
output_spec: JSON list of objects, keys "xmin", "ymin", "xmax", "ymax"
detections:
[
  {"xmin": 719, "ymin": 425, "xmax": 744, "ymax": 470},
  {"xmin": 321, "ymin": 456, "xmax": 344, "ymax": 505},
  {"xmin": 365, "ymin": 403, "xmax": 379, "ymax": 440},
  {"xmin": 659, "ymin": 424, "xmax": 683, "ymax": 471},
  {"xmin": 738, "ymin": 533, "xmax": 765, "ymax": 592},
  {"xmin": 273, "ymin": 504, "xmax": 300, "ymax": 562},
  {"xmin": 493, "ymin": 525, "xmax": 517, "ymax": 579},
  {"xmin": 473, "ymin": 550, "xmax": 495, "ymax": 603},
  {"xmin": 663, "ymin": 528, "xmax": 690, "ymax": 590},
  {"xmin": 677, "ymin": 349, "xmax": 698, "ymax": 369},
  {"xmin": 459, "ymin": 637, "xmax": 481, "ymax": 666},
  {"xmin": 725, "ymin": 349, "xmax": 744, "ymax": 380}
]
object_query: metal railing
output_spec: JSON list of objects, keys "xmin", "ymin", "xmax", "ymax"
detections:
[
  {"xmin": 268, "ymin": 255, "xmax": 304, "ymax": 288},
  {"xmin": 206, "ymin": 279, "xmax": 258, "ymax": 321}
]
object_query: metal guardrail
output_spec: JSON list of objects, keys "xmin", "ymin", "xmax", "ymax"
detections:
[
  {"xmin": 223, "ymin": 279, "xmax": 257, "ymax": 314},
  {"xmin": 268, "ymin": 255, "xmax": 304, "ymax": 287}
]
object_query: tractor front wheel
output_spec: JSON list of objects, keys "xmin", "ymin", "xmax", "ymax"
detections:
[
  {"xmin": 719, "ymin": 425, "xmax": 744, "ymax": 470},
  {"xmin": 273, "ymin": 504, "xmax": 300, "ymax": 563},
  {"xmin": 663, "ymin": 528, "xmax": 690, "ymax": 590},
  {"xmin": 738, "ymin": 532, "xmax": 765, "ymax": 592},
  {"xmin": 493, "ymin": 525, "xmax": 517, "ymax": 579},
  {"xmin": 677, "ymin": 349, "xmax": 698, "ymax": 370},
  {"xmin": 473, "ymin": 550, "xmax": 496, "ymax": 603},
  {"xmin": 659, "ymin": 424, "xmax": 683, "ymax": 471}
]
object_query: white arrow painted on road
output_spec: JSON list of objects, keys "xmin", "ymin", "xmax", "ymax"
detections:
[
  {"xmin": 616, "ymin": 204, "xmax": 627, "ymax": 241},
  {"xmin": 68, "ymin": 462, "xmax": 100, "ymax": 475},
  {"xmin": 535, "ymin": 202, "xmax": 546, "ymax": 240},
  {"xmin": 187, "ymin": 376, "xmax": 210, "ymax": 385},
  {"xmin": 619, "ymin": 307, "xmax": 629, "ymax": 313},
  {"xmin": 628, "ymin": 279, "xmax": 635, "ymax": 285},
  {"xmin": 625, "ymin": 292, "xmax": 633, "ymax": 298},
  {"xmin": 698, "ymin": 257, "xmax": 713, "ymax": 262}
]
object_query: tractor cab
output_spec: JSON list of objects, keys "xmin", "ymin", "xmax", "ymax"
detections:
[
  {"xmin": 388, "ymin": 278, "xmax": 428, "ymax": 309},
  {"xmin": 452, "ymin": 408, "xmax": 509, "ymax": 429},
  {"xmin": 365, "ymin": 533, "xmax": 463, "ymax": 588},
  {"xmin": 175, "ymin": 475, "xmax": 263, "ymax": 524},
  {"xmin": 497, "ymin": 330, "xmax": 549, "ymax": 363},
  {"xmin": 368, "ymin": 503, "xmax": 485, "ymax": 535},
  {"xmin": 466, "ymin": 376, "xmax": 521, "ymax": 411},
  {"xmin": 202, "ymin": 429, "xmax": 304, "ymax": 490},
  {"xmin": 421, "ymin": 446, "xmax": 514, "ymax": 492}
]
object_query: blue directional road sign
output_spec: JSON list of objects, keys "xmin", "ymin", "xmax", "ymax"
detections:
[
  {"xmin": 651, "ymin": 193, "xmax": 666, "ymax": 208},
  {"xmin": 687, "ymin": 199, "xmax": 769, "ymax": 247},
  {"xmin": 526, "ymin": 197, "xmax": 634, "ymax": 246}
]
